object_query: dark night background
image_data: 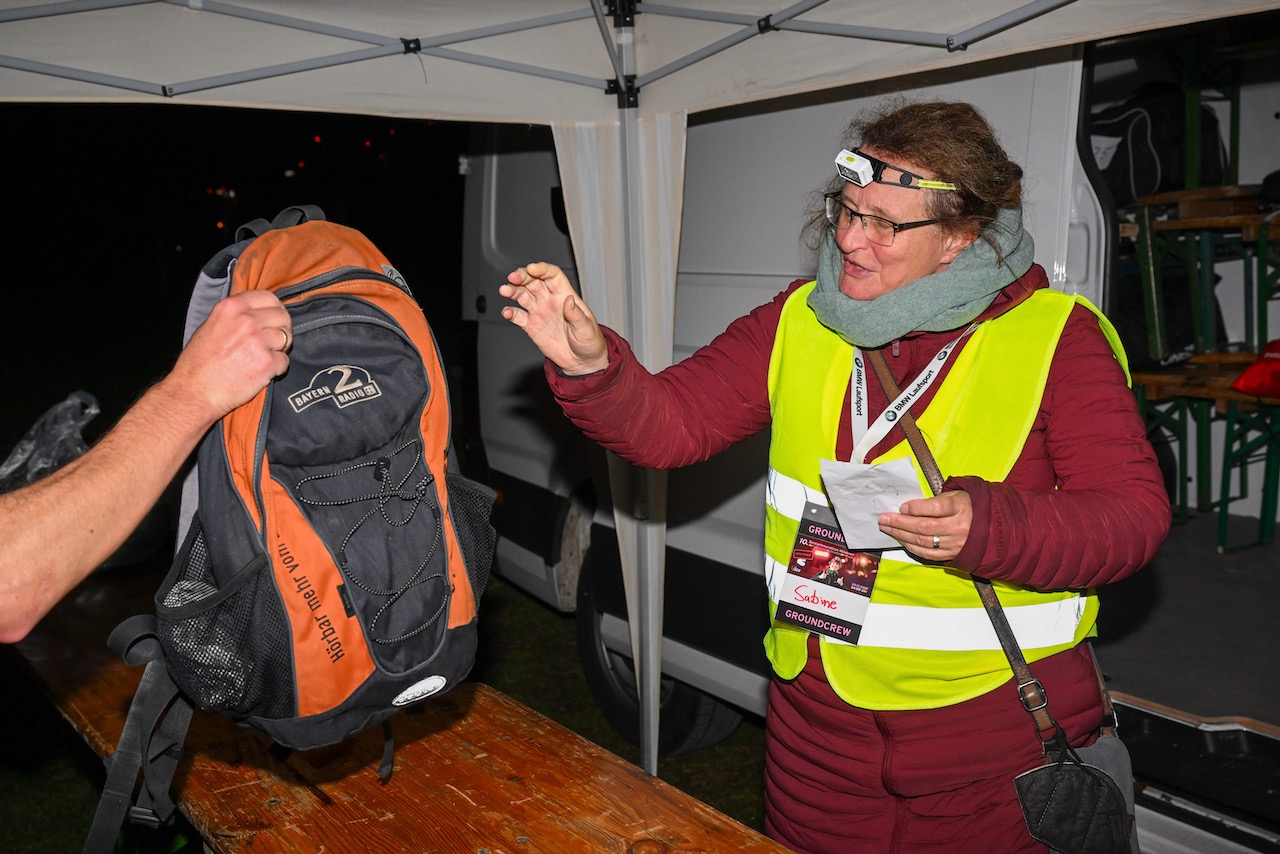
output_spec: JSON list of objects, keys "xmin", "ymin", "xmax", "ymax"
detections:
[{"xmin": 0, "ymin": 102, "xmax": 471, "ymax": 458}]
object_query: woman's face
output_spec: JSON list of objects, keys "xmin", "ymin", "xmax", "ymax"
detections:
[{"xmin": 831, "ymin": 148, "xmax": 974, "ymax": 301}]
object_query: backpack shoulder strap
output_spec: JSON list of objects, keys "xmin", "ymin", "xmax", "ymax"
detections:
[
  {"xmin": 234, "ymin": 205, "xmax": 325, "ymax": 242},
  {"xmin": 234, "ymin": 217, "xmax": 272, "ymax": 242},
  {"xmin": 82, "ymin": 616, "xmax": 194, "ymax": 854},
  {"xmin": 270, "ymin": 205, "xmax": 326, "ymax": 229}
]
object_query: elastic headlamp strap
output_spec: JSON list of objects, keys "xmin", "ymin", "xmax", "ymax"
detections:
[
  {"xmin": 866, "ymin": 155, "xmax": 887, "ymax": 184},
  {"xmin": 850, "ymin": 148, "xmax": 957, "ymax": 192}
]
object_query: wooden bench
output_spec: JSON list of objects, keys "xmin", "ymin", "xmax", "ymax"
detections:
[
  {"xmin": 13, "ymin": 565, "xmax": 786, "ymax": 853},
  {"xmin": 1132, "ymin": 354, "xmax": 1280, "ymax": 550}
]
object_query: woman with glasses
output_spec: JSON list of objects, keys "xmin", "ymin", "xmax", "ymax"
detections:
[{"xmin": 499, "ymin": 99, "xmax": 1168, "ymax": 853}]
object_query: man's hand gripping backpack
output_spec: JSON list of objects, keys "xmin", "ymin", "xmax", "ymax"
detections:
[{"xmin": 84, "ymin": 206, "xmax": 496, "ymax": 852}]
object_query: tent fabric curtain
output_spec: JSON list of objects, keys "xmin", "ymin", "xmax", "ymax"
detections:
[
  {"xmin": 551, "ymin": 113, "xmax": 686, "ymax": 771},
  {"xmin": 550, "ymin": 112, "xmax": 687, "ymax": 369}
]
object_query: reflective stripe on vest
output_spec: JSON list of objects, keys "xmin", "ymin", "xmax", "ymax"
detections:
[{"xmin": 762, "ymin": 282, "xmax": 1126, "ymax": 710}]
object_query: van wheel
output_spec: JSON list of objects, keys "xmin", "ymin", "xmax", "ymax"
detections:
[{"xmin": 575, "ymin": 548, "xmax": 742, "ymax": 757}]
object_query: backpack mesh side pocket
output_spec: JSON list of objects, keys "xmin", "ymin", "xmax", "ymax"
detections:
[
  {"xmin": 446, "ymin": 472, "xmax": 497, "ymax": 600},
  {"xmin": 156, "ymin": 517, "xmax": 294, "ymax": 720}
]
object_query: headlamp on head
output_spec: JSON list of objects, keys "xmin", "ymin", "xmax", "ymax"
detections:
[
  {"xmin": 834, "ymin": 149, "xmax": 875, "ymax": 186},
  {"xmin": 834, "ymin": 148, "xmax": 956, "ymax": 191}
]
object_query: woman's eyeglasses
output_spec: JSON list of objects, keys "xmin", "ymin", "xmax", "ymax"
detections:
[{"xmin": 823, "ymin": 193, "xmax": 939, "ymax": 246}]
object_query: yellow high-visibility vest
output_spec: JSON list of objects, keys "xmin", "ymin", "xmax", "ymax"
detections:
[{"xmin": 763, "ymin": 282, "xmax": 1128, "ymax": 710}]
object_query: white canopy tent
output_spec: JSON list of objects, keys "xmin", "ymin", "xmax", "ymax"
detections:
[{"xmin": 4, "ymin": 0, "xmax": 1277, "ymax": 775}]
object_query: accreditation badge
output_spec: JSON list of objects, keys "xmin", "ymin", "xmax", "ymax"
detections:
[{"xmin": 774, "ymin": 502, "xmax": 880, "ymax": 645}]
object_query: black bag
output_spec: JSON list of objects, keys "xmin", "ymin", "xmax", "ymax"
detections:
[
  {"xmin": 976, "ymin": 575, "xmax": 1138, "ymax": 854},
  {"xmin": 1109, "ymin": 256, "xmax": 1226, "ymax": 370},
  {"xmin": 1090, "ymin": 82, "xmax": 1227, "ymax": 206},
  {"xmin": 83, "ymin": 206, "xmax": 497, "ymax": 853},
  {"xmin": 1015, "ymin": 730, "xmax": 1137, "ymax": 854},
  {"xmin": 1262, "ymin": 169, "xmax": 1280, "ymax": 209}
]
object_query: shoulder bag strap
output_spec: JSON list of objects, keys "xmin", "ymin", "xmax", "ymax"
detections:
[{"xmin": 864, "ymin": 347, "xmax": 1064, "ymax": 745}]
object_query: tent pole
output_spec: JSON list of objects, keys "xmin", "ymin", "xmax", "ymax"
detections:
[
  {"xmin": 948, "ymin": 0, "xmax": 1077, "ymax": 50},
  {"xmin": 0, "ymin": 0, "xmax": 147, "ymax": 24},
  {"xmin": 0, "ymin": 55, "xmax": 162, "ymax": 94},
  {"xmin": 637, "ymin": 0, "xmax": 831, "ymax": 89},
  {"xmin": 616, "ymin": 20, "xmax": 665, "ymax": 778}
]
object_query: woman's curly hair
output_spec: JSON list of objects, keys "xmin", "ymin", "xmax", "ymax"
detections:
[{"xmin": 803, "ymin": 98, "xmax": 1024, "ymax": 255}]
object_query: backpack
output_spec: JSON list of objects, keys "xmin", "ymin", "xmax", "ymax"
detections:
[
  {"xmin": 1090, "ymin": 82, "xmax": 1228, "ymax": 207},
  {"xmin": 84, "ymin": 205, "xmax": 496, "ymax": 852}
]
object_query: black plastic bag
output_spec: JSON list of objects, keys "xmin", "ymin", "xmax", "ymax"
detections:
[{"xmin": 0, "ymin": 391, "xmax": 99, "ymax": 493}]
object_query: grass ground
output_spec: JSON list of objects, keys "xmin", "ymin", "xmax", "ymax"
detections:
[{"xmin": 0, "ymin": 574, "xmax": 767, "ymax": 852}]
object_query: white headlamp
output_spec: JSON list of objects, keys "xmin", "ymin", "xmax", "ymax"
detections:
[
  {"xmin": 833, "ymin": 147, "xmax": 957, "ymax": 191},
  {"xmin": 834, "ymin": 149, "xmax": 874, "ymax": 186}
]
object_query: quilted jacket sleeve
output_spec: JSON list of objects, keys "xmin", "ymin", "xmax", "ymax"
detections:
[
  {"xmin": 948, "ymin": 305, "xmax": 1171, "ymax": 590},
  {"xmin": 544, "ymin": 284, "xmax": 800, "ymax": 468}
]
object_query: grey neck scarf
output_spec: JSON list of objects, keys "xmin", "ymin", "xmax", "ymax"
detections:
[{"xmin": 807, "ymin": 207, "xmax": 1035, "ymax": 348}]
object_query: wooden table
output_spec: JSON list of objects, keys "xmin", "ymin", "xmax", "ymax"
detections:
[
  {"xmin": 1132, "ymin": 354, "xmax": 1280, "ymax": 548},
  {"xmin": 1132, "ymin": 352, "xmax": 1270, "ymax": 415},
  {"xmin": 1125, "ymin": 185, "xmax": 1277, "ymax": 361},
  {"xmin": 14, "ymin": 565, "xmax": 786, "ymax": 853}
]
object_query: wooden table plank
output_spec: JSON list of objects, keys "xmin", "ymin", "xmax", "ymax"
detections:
[
  {"xmin": 1132, "ymin": 359, "xmax": 1279, "ymax": 413},
  {"xmin": 1152, "ymin": 212, "xmax": 1274, "ymax": 242},
  {"xmin": 14, "ymin": 566, "xmax": 786, "ymax": 853},
  {"xmin": 1129, "ymin": 184, "xmax": 1262, "ymax": 208}
]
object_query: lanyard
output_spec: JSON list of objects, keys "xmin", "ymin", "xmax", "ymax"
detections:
[{"xmin": 849, "ymin": 325, "xmax": 976, "ymax": 463}]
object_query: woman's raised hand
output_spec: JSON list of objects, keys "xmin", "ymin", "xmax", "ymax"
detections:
[{"xmin": 500, "ymin": 262, "xmax": 609, "ymax": 375}]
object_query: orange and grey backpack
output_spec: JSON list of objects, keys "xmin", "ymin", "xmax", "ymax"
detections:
[{"xmin": 85, "ymin": 206, "xmax": 496, "ymax": 852}]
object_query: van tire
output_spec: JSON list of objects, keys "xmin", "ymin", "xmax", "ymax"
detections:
[{"xmin": 575, "ymin": 547, "xmax": 742, "ymax": 756}]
